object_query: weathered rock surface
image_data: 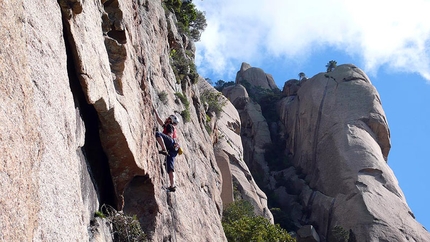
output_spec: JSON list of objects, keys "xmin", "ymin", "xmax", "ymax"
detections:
[
  {"xmin": 1, "ymin": 1, "xmax": 228, "ymax": 241},
  {"xmin": 199, "ymin": 80, "xmax": 273, "ymax": 222},
  {"xmin": 3, "ymin": 0, "xmax": 429, "ymax": 241},
  {"xmin": 236, "ymin": 62, "xmax": 278, "ymax": 90},
  {"xmin": 226, "ymin": 62, "xmax": 430, "ymax": 241},
  {"xmin": 279, "ymin": 65, "xmax": 430, "ymax": 241},
  {"xmin": 223, "ymin": 84, "xmax": 273, "ymax": 186},
  {"xmin": 1, "ymin": 1, "xmax": 95, "ymax": 241}
]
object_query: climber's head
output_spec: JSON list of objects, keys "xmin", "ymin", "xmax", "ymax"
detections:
[{"xmin": 168, "ymin": 114, "xmax": 179, "ymax": 125}]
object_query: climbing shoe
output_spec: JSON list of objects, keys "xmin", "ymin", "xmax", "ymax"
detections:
[
  {"xmin": 159, "ymin": 150, "xmax": 169, "ymax": 156},
  {"xmin": 168, "ymin": 186, "xmax": 176, "ymax": 192}
]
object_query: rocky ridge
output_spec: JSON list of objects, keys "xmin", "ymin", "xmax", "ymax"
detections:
[{"xmin": 223, "ymin": 62, "xmax": 430, "ymax": 241}]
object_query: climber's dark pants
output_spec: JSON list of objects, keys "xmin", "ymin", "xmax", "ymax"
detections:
[{"xmin": 155, "ymin": 131, "xmax": 178, "ymax": 173}]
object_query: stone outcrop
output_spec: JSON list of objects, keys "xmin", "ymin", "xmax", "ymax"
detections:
[
  {"xmin": 277, "ymin": 64, "xmax": 429, "ymax": 241},
  {"xmin": 198, "ymin": 80, "xmax": 273, "ymax": 222},
  {"xmin": 223, "ymin": 84, "xmax": 273, "ymax": 187},
  {"xmin": 226, "ymin": 63, "xmax": 430, "ymax": 241},
  {"xmin": 236, "ymin": 62, "xmax": 278, "ymax": 90}
]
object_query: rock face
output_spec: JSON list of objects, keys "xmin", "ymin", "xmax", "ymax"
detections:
[
  {"xmin": 225, "ymin": 63, "xmax": 430, "ymax": 241},
  {"xmin": 222, "ymin": 84, "xmax": 273, "ymax": 189},
  {"xmin": 236, "ymin": 62, "xmax": 278, "ymax": 90},
  {"xmin": 198, "ymin": 80, "xmax": 273, "ymax": 222},
  {"xmin": 278, "ymin": 64, "xmax": 429, "ymax": 241},
  {"xmin": 0, "ymin": 1, "xmax": 237, "ymax": 241},
  {"xmin": 2, "ymin": 1, "xmax": 429, "ymax": 241}
]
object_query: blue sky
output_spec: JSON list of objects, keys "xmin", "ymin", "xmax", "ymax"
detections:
[{"xmin": 194, "ymin": 0, "xmax": 430, "ymax": 229}]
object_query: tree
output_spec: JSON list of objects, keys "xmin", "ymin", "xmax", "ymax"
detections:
[
  {"xmin": 163, "ymin": 0, "xmax": 207, "ymax": 42},
  {"xmin": 214, "ymin": 80, "xmax": 225, "ymax": 91},
  {"xmin": 222, "ymin": 200, "xmax": 295, "ymax": 242},
  {"xmin": 298, "ymin": 72, "xmax": 306, "ymax": 80},
  {"xmin": 205, "ymin": 77, "xmax": 213, "ymax": 85},
  {"xmin": 189, "ymin": 9, "xmax": 207, "ymax": 41},
  {"xmin": 326, "ymin": 60, "xmax": 337, "ymax": 72}
]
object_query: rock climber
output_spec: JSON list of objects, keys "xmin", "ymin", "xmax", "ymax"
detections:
[
  {"xmin": 154, "ymin": 109, "xmax": 179, "ymax": 154},
  {"xmin": 155, "ymin": 123, "xmax": 179, "ymax": 192}
]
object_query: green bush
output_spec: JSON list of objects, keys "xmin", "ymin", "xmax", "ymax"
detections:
[
  {"xmin": 175, "ymin": 92, "xmax": 191, "ymax": 123},
  {"xmin": 158, "ymin": 91, "xmax": 168, "ymax": 104},
  {"xmin": 205, "ymin": 123, "xmax": 212, "ymax": 134},
  {"xmin": 223, "ymin": 200, "xmax": 254, "ymax": 224},
  {"xmin": 214, "ymin": 80, "xmax": 235, "ymax": 92},
  {"xmin": 170, "ymin": 48, "xmax": 198, "ymax": 85},
  {"xmin": 181, "ymin": 109, "xmax": 191, "ymax": 123},
  {"xmin": 100, "ymin": 205, "xmax": 147, "ymax": 242},
  {"xmin": 201, "ymin": 90, "xmax": 227, "ymax": 118},
  {"xmin": 222, "ymin": 200, "xmax": 295, "ymax": 242},
  {"xmin": 170, "ymin": 49, "xmax": 189, "ymax": 83},
  {"xmin": 163, "ymin": 0, "xmax": 207, "ymax": 42},
  {"xmin": 329, "ymin": 225, "xmax": 349, "ymax": 242},
  {"xmin": 174, "ymin": 92, "xmax": 189, "ymax": 107},
  {"xmin": 163, "ymin": 0, "xmax": 204, "ymax": 87},
  {"xmin": 188, "ymin": 62, "xmax": 199, "ymax": 84}
]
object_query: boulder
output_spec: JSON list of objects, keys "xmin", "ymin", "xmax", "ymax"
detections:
[{"xmin": 236, "ymin": 62, "xmax": 278, "ymax": 90}]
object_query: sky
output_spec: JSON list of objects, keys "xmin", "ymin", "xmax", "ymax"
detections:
[{"xmin": 193, "ymin": 0, "xmax": 430, "ymax": 230}]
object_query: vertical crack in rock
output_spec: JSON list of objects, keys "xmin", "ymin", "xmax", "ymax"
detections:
[
  {"xmin": 97, "ymin": 108, "xmax": 146, "ymax": 210},
  {"xmin": 302, "ymin": 190, "xmax": 317, "ymax": 224},
  {"xmin": 58, "ymin": 0, "xmax": 83, "ymax": 20},
  {"xmin": 312, "ymin": 79, "xmax": 330, "ymax": 165},
  {"xmin": 59, "ymin": 1, "xmax": 117, "ymax": 208},
  {"xmin": 325, "ymin": 197, "xmax": 336, "ymax": 241},
  {"xmin": 102, "ymin": 0, "xmax": 127, "ymax": 95},
  {"xmin": 293, "ymin": 95, "xmax": 301, "ymax": 156}
]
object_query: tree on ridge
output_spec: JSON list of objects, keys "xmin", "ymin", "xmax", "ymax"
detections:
[{"xmin": 326, "ymin": 60, "xmax": 337, "ymax": 72}]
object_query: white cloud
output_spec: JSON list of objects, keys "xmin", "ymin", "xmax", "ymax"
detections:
[{"xmin": 194, "ymin": 0, "xmax": 430, "ymax": 81}]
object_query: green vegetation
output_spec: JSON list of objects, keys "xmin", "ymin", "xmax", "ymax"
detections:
[
  {"xmin": 201, "ymin": 90, "xmax": 227, "ymax": 118},
  {"xmin": 99, "ymin": 204, "xmax": 147, "ymax": 242},
  {"xmin": 158, "ymin": 91, "xmax": 168, "ymax": 104},
  {"xmin": 270, "ymin": 207, "xmax": 296, "ymax": 233},
  {"xmin": 205, "ymin": 123, "xmax": 212, "ymax": 134},
  {"xmin": 162, "ymin": 0, "xmax": 205, "ymax": 87},
  {"xmin": 181, "ymin": 109, "xmax": 191, "ymax": 123},
  {"xmin": 329, "ymin": 225, "xmax": 350, "ymax": 242},
  {"xmin": 94, "ymin": 210, "xmax": 106, "ymax": 218},
  {"xmin": 170, "ymin": 49, "xmax": 198, "ymax": 85},
  {"xmin": 214, "ymin": 80, "xmax": 235, "ymax": 92},
  {"xmin": 175, "ymin": 92, "xmax": 191, "ymax": 122},
  {"xmin": 326, "ymin": 60, "xmax": 337, "ymax": 72},
  {"xmin": 163, "ymin": 0, "xmax": 207, "ymax": 42},
  {"xmin": 222, "ymin": 200, "xmax": 295, "ymax": 242}
]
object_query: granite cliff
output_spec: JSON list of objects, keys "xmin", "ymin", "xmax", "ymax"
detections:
[
  {"xmin": 1, "ymin": 0, "xmax": 429, "ymax": 242},
  {"xmin": 223, "ymin": 63, "xmax": 430, "ymax": 241}
]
